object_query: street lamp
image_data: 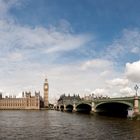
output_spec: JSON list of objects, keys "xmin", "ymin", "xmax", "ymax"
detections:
[{"xmin": 134, "ymin": 84, "xmax": 139, "ymax": 96}]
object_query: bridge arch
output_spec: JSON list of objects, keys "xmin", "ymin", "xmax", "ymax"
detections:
[
  {"xmin": 66, "ymin": 104, "xmax": 73, "ymax": 112},
  {"xmin": 56, "ymin": 106, "xmax": 59, "ymax": 110},
  {"xmin": 60, "ymin": 105, "xmax": 64, "ymax": 111},
  {"xmin": 76, "ymin": 103, "xmax": 91, "ymax": 113},
  {"xmin": 95, "ymin": 101, "xmax": 133, "ymax": 117}
]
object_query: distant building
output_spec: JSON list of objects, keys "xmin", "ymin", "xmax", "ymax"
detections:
[
  {"xmin": 58, "ymin": 94, "xmax": 81, "ymax": 104},
  {"xmin": 83, "ymin": 93, "xmax": 110, "ymax": 101},
  {"xmin": 0, "ymin": 78, "xmax": 49, "ymax": 110},
  {"xmin": 0, "ymin": 91, "xmax": 41, "ymax": 109}
]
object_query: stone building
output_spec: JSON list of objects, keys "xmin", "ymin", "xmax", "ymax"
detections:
[
  {"xmin": 0, "ymin": 91, "xmax": 41, "ymax": 110},
  {"xmin": 58, "ymin": 94, "xmax": 81, "ymax": 105},
  {"xmin": 0, "ymin": 78, "xmax": 49, "ymax": 110}
]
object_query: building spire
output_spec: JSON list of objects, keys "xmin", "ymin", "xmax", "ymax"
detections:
[{"xmin": 45, "ymin": 78, "xmax": 48, "ymax": 83}]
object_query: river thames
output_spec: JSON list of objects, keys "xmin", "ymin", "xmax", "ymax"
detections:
[{"xmin": 0, "ymin": 110, "xmax": 140, "ymax": 140}]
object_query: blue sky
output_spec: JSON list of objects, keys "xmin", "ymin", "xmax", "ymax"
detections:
[
  {"xmin": 10, "ymin": 0, "xmax": 140, "ymax": 39},
  {"xmin": 9, "ymin": 0, "xmax": 140, "ymax": 64},
  {"xmin": 0, "ymin": 0, "xmax": 140, "ymax": 102}
]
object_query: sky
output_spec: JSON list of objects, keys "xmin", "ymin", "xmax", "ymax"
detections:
[{"xmin": 0, "ymin": 0, "xmax": 140, "ymax": 103}]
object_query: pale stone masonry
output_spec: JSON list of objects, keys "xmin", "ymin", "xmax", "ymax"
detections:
[
  {"xmin": 0, "ymin": 79, "xmax": 49, "ymax": 110},
  {"xmin": 0, "ymin": 91, "xmax": 41, "ymax": 110}
]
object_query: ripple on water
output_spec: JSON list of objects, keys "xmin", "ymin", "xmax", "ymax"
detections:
[{"xmin": 0, "ymin": 110, "xmax": 140, "ymax": 140}]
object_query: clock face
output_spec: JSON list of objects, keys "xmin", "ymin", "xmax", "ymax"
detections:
[{"xmin": 44, "ymin": 85, "xmax": 48, "ymax": 89}]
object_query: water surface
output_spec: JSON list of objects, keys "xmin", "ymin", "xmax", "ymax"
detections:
[{"xmin": 0, "ymin": 110, "xmax": 140, "ymax": 140}]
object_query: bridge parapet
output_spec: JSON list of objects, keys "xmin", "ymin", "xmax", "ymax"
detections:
[{"xmin": 93, "ymin": 96, "xmax": 135, "ymax": 102}]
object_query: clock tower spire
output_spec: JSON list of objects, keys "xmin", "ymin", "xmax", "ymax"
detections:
[{"xmin": 44, "ymin": 78, "xmax": 49, "ymax": 108}]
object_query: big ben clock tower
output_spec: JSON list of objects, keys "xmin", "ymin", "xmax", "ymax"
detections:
[{"xmin": 44, "ymin": 78, "xmax": 49, "ymax": 108}]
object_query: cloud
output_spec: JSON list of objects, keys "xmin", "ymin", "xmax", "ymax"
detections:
[
  {"xmin": 125, "ymin": 60, "xmax": 140, "ymax": 82},
  {"xmin": 0, "ymin": 20, "xmax": 91, "ymax": 61},
  {"xmin": 100, "ymin": 71, "xmax": 110, "ymax": 77},
  {"xmin": 131, "ymin": 47, "xmax": 140, "ymax": 54},
  {"xmin": 104, "ymin": 77, "xmax": 132, "ymax": 97},
  {"xmin": 8, "ymin": 52, "xmax": 23, "ymax": 61},
  {"xmin": 81, "ymin": 59, "xmax": 113, "ymax": 71},
  {"xmin": 105, "ymin": 29, "xmax": 140, "ymax": 60},
  {"xmin": 43, "ymin": 59, "xmax": 117, "ymax": 100},
  {"xmin": 0, "ymin": 57, "xmax": 116, "ymax": 101},
  {"xmin": 0, "ymin": 0, "xmax": 22, "ymax": 20},
  {"xmin": 45, "ymin": 33, "xmax": 91, "ymax": 53},
  {"xmin": 119, "ymin": 87, "xmax": 133, "ymax": 96},
  {"xmin": 0, "ymin": 0, "xmax": 92, "ymax": 61},
  {"xmin": 92, "ymin": 88, "xmax": 108, "ymax": 96},
  {"xmin": 106, "ymin": 78, "xmax": 129, "ymax": 87}
]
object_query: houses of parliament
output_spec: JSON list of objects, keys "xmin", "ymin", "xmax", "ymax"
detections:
[{"xmin": 0, "ymin": 79, "xmax": 49, "ymax": 110}]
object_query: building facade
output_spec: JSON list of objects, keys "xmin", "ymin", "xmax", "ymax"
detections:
[
  {"xmin": 0, "ymin": 79, "xmax": 48, "ymax": 110},
  {"xmin": 0, "ymin": 91, "xmax": 41, "ymax": 110}
]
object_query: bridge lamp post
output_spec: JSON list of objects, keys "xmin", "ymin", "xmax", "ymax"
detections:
[
  {"xmin": 134, "ymin": 85, "xmax": 139, "ymax": 114},
  {"xmin": 134, "ymin": 85, "xmax": 139, "ymax": 96}
]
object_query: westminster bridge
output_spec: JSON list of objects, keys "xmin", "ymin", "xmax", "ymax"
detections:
[{"xmin": 56, "ymin": 95, "xmax": 140, "ymax": 116}]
